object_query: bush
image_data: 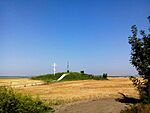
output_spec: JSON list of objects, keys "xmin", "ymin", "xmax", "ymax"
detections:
[
  {"xmin": 0, "ymin": 86, "xmax": 54, "ymax": 113},
  {"xmin": 80, "ymin": 71, "xmax": 84, "ymax": 74},
  {"xmin": 121, "ymin": 104, "xmax": 150, "ymax": 113},
  {"xmin": 102, "ymin": 73, "xmax": 107, "ymax": 79}
]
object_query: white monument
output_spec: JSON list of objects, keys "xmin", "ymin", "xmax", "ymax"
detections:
[{"xmin": 52, "ymin": 62, "xmax": 57, "ymax": 75}]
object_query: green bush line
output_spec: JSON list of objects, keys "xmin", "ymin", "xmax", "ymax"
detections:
[{"xmin": 0, "ymin": 86, "xmax": 54, "ymax": 113}]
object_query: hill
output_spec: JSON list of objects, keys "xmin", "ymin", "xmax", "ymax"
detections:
[{"xmin": 31, "ymin": 72, "xmax": 107, "ymax": 83}]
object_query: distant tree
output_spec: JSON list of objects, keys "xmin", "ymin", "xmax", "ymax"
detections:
[
  {"xmin": 80, "ymin": 71, "xmax": 84, "ymax": 74},
  {"xmin": 128, "ymin": 16, "xmax": 150, "ymax": 100},
  {"xmin": 102, "ymin": 73, "xmax": 107, "ymax": 79}
]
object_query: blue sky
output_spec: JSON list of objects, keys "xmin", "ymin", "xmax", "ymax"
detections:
[{"xmin": 0, "ymin": 0, "xmax": 150, "ymax": 76}]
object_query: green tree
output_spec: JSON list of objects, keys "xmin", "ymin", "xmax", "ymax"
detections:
[{"xmin": 128, "ymin": 16, "xmax": 150, "ymax": 99}]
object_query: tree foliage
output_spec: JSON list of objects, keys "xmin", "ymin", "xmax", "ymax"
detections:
[{"xmin": 129, "ymin": 16, "xmax": 150, "ymax": 99}]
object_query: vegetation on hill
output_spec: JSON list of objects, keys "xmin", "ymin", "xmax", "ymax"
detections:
[
  {"xmin": 31, "ymin": 72, "xmax": 107, "ymax": 83},
  {"xmin": 0, "ymin": 86, "xmax": 54, "ymax": 113},
  {"xmin": 32, "ymin": 72, "xmax": 65, "ymax": 82}
]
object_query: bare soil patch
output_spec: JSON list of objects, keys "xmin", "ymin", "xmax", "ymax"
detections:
[{"xmin": 54, "ymin": 98, "xmax": 127, "ymax": 113}]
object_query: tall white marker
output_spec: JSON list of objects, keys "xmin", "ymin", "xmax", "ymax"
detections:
[{"xmin": 52, "ymin": 62, "xmax": 56, "ymax": 75}]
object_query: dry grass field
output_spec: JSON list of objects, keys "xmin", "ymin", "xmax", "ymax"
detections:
[
  {"xmin": 0, "ymin": 77, "xmax": 139, "ymax": 105},
  {"xmin": 0, "ymin": 78, "xmax": 44, "ymax": 87},
  {"xmin": 0, "ymin": 77, "xmax": 141, "ymax": 113}
]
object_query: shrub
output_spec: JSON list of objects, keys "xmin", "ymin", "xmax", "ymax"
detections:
[
  {"xmin": 121, "ymin": 104, "xmax": 150, "ymax": 113},
  {"xmin": 0, "ymin": 86, "xmax": 54, "ymax": 113},
  {"xmin": 80, "ymin": 71, "xmax": 84, "ymax": 74},
  {"xmin": 102, "ymin": 73, "xmax": 107, "ymax": 79}
]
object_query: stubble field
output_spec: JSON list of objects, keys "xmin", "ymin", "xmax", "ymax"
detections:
[{"xmin": 0, "ymin": 77, "xmax": 139, "ymax": 105}]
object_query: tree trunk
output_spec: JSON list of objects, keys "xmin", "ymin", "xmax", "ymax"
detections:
[{"xmin": 147, "ymin": 78, "xmax": 150, "ymax": 97}]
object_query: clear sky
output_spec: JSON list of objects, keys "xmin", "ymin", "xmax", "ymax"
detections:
[{"xmin": 0, "ymin": 0, "xmax": 150, "ymax": 76}]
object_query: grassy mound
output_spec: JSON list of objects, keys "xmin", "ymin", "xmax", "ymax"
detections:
[
  {"xmin": 0, "ymin": 86, "xmax": 54, "ymax": 113},
  {"xmin": 31, "ymin": 72, "xmax": 65, "ymax": 82},
  {"xmin": 31, "ymin": 72, "xmax": 107, "ymax": 83}
]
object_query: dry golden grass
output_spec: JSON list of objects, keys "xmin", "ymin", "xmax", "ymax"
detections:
[
  {"xmin": 0, "ymin": 77, "xmax": 137, "ymax": 105},
  {"xmin": 0, "ymin": 78, "xmax": 44, "ymax": 87},
  {"xmin": 0, "ymin": 77, "xmax": 139, "ymax": 105}
]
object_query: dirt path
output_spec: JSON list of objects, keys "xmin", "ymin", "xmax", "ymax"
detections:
[{"xmin": 54, "ymin": 98, "xmax": 127, "ymax": 113}]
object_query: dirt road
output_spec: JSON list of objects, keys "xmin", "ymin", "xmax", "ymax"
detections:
[{"xmin": 55, "ymin": 98, "xmax": 127, "ymax": 113}]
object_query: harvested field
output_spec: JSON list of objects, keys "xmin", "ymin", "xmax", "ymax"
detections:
[
  {"xmin": 2, "ymin": 77, "xmax": 138, "ymax": 105},
  {"xmin": 0, "ymin": 78, "xmax": 45, "ymax": 87},
  {"xmin": 0, "ymin": 77, "xmax": 139, "ymax": 113},
  {"xmin": 0, "ymin": 77, "xmax": 139, "ymax": 104}
]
